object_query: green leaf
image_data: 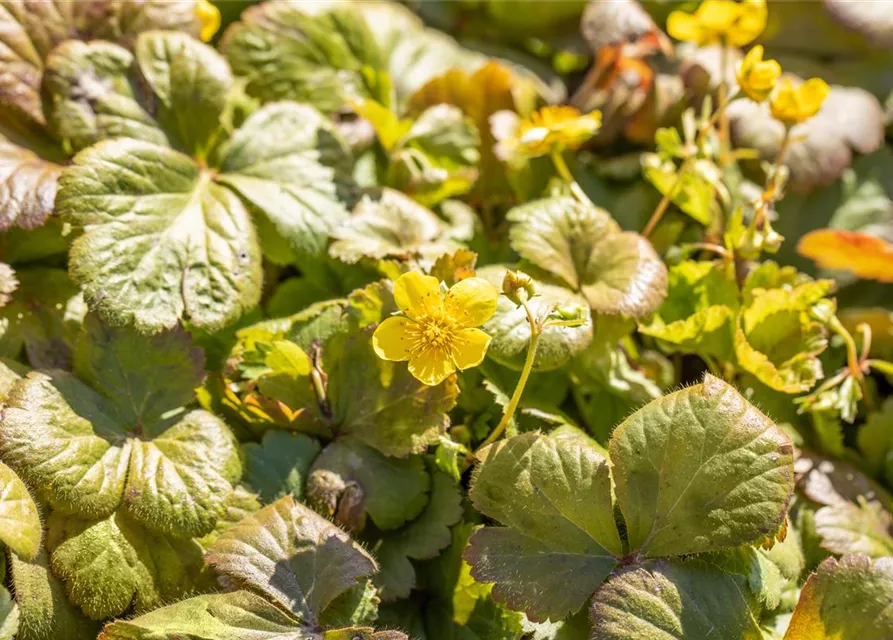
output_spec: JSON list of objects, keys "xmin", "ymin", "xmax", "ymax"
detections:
[
  {"xmin": 508, "ymin": 197, "xmax": 667, "ymax": 319},
  {"xmin": 639, "ymin": 260, "xmax": 738, "ymax": 360},
  {"xmin": 217, "ymin": 101, "xmax": 355, "ymax": 261},
  {"xmin": 196, "ymin": 485, "xmax": 263, "ymax": 550},
  {"xmin": 610, "ymin": 374, "xmax": 794, "ymax": 557},
  {"xmin": 59, "ymin": 138, "xmax": 262, "ymax": 333},
  {"xmin": 466, "ymin": 433, "xmax": 621, "ymax": 621},
  {"xmin": 207, "ymin": 495, "xmax": 378, "ymax": 625},
  {"xmin": 42, "ymin": 40, "xmax": 165, "ymax": 154},
  {"xmin": 243, "ymin": 430, "xmax": 322, "ymax": 504},
  {"xmin": 0, "ymin": 581, "xmax": 17, "ymax": 640},
  {"xmin": 374, "ymin": 467, "xmax": 464, "ymax": 601},
  {"xmin": 589, "ymin": 560, "xmax": 763, "ymax": 640},
  {"xmin": 735, "ymin": 281, "xmax": 833, "ymax": 393},
  {"xmin": 784, "ymin": 554, "xmax": 893, "ymax": 640},
  {"xmin": 707, "ymin": 546, "xmax": 787, "ymax": 611},
  {"xmin": 307, "ymin": 438, "xmax": 430, "ymax": 532},
  {"xmin": 0, "ymin": 460, "xmax": 41, "ymax": 559},
  {"xmin": 857, "ymin": 398, "xmax": 893, "ymax": 483},
  {"xmin": 0, "ymin": 371, "xmax": 131, "ymax": 520},
  {"xmin": 220, "ymin": 2, "xmax": 383, "ymax": 112},
  {"xmin": 73, "ymin": 315, "xmax": 205, "ymax": 428},
  {"xmin": 0, "ymin": 267, "xmax": 83, "ymax": 369},
  {"xmin": 319, "ymin": 579, "xmax": 381, "ymax": 629},
  {"xmin": 814, "ymin": 499, "xmax": 893, "ymax": 558},
  {"xmin": 642, "ymin": 156, "xmax": 715, "ymax": 225},
  {"xmin": 46, "ymin": 510, "xmax": 206, "ymax": 620},
  {"xmin": 329, "ymin": 188, "xmax": 463, "ymax": 265},
  {"xmin": 134, "ymin": 31, "xmax": 230, "ymax": 158},
  {"xmin": 1, "ymin": 372, "xmax": 241, "ymax": 537},
  {"xmin": 478, "ymin": 265, "xmax": 593, "ymax": 372},
  {"xmin": 99, "ymin": 591, "xmax": 307, "ymax": 640},
  {"xmin": 125, "ymin": 409, "xmax": 242, "ymax": 537},
  {"xmin": 9, "ymin": 548, "xmax": 99, "ymax": 640},
  {"xmin": 326, "ymin": 326, "xmax": 458, "ymax": 457}
]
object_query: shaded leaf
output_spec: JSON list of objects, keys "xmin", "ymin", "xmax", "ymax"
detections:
[
  {"xmin": 589, "ymin": 560, "xmax": 763, "ymax": 640},
  {"xmin": 207, "ymin": 495, "xmax": 377, "ymax": 625},
  {"xmin": 466, "ymin": 433, "xmax": 621, "ymax": 621},
  {"xmin": 326, "ymin": 326, "xmax": 458, "ymax": 457},
  {"xmin": 243, "ymin": 430, "xmax": 322, "ymax": 504},
  {"xmin": 0, "ymin": 138, "xmax": 62, "ymax": 231},
  {"xmin": 307, "ymin": 438, "xmax": 430, "ymax": 532},
  {"xmin": 374, "ymin": 467, "xmax": 464, "ymax": 601},
  {"xmin": 610, "ymin": 374, "xmax": 794, "ymax": 557}
]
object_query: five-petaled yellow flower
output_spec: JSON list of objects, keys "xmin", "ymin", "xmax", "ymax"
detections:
[
  {"xmin": 195, "ymin": 0, "xmax": 221, "ymax": 43},
  {"xmin": 667, "ymin": 0, "xmax": 767, "ymax": 47},
  {"xmin": 491, "ymin": 106, "xmax": 602, "ymax": 162},
  {"xmin": 373, "ymin": 271, "xmax": 499, "ymax": 386},
  {"xmin": 736, "ymin": 45, "xmax": 781, "ymax": 102},
  {"xmin": 770, "ymin": 77, "xmax": 829, "ymax": 126}
]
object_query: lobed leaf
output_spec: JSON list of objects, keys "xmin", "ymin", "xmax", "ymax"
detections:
[
  {"xmin": 466, "ymin": 432, "xmax": 622, "ymax": 621},
  {"xmin": 243, "ymin": 430, "xmax": 322, "ymax": 504},
  {"xmin": 207, "ymin": 495, "xmax": 377, "ymax": 625},
  {"xmin": 610, "ymin": 374, "xmax": 794, "ymax": 558},
  {"xmin": 0, "ymin": 460, "xmax": 41, "ymax": 559}
]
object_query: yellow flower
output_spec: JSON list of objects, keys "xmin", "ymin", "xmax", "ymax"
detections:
[
  {"xmin": 667, "ymin": 0, "xmax": 766, "ymax": 47},
  {"xmin": 492, "ymin": 106, "xmax": 601, "ymax": 161},
  {"xmin": 770, "ymin": 77, "xmax": 830, "ymax": 125},
  {"xmin": 373, "ymin": 271, "xmax": 498, "ymax": 386},
  {"xmin": 736, "ymin": 45, "xmax": 781, "ymax": 102},
  {"xmin": 195, "ymin": 0, "xmax": 221, "ymax": 43}
]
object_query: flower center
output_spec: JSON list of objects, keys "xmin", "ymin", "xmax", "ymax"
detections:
[{"xmin": 410, "ymin": 314, "xmax": 458, "ymax": 355}]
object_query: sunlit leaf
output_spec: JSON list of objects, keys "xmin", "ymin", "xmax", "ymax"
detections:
[{"xmin": 798, "ymin": 229, "xmax": 893, "ymax": 283}]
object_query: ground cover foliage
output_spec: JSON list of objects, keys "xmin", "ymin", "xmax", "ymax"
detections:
[{"xmin": 1, "ymin": 0, "xmax": 893, "ymax": 638}]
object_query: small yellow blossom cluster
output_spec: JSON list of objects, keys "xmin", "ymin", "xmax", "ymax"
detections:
[
  {"xmin": 667, "ymin": 0, "xmax": 767, "ymax": 47},
  {"xmin": 373, "ymin": 271, "xmax": 499, "ymax": 386},
  {"xmin": 668, "ymin": 0, "xmax": 829, "ymax": 126},
  {"xmin": 492, "ymin": 106, "xmax": 602, "ymax": 162},
  {"xmin": 195, "ymin": 0, "xmax": 221, "ymax": 43}
]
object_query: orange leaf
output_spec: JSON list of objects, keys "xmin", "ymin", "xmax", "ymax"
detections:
[{"xmin": 798, "ymin": 229, "xmax": 893, "ymax": 283}]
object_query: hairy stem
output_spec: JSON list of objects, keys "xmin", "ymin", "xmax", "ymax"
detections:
[
  {"xmin": 551, "ymin": 150, "xmax": 589, "ymax": 204},
  {"xmin": 477, "ymin": 302, "xmax": 540, "ymax": 451}
]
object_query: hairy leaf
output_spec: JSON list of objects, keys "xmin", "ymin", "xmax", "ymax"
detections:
[
  {"xmin": 814, "ymin": 500, "xmax": 893, "ymax": 558},
  {"xmin": 589, "ymin": 560, "xmax": 763, "ymax": 640},
  {"xmin": 59, "ymin": 138, "xmax": 263, "ymax": 332},
  {"xmin": 207, "ymin": 495, "xmax": 377, "ymax": 625},
  {"xmin": 0, "ymin": 138, "xmax": 62, "ymax": 231},
  {"xmin": 0, "ymin": 460, "xmax": 41, "ymax": 559},
  {"xmin": 466, "ymin": 433, "xmax": 621, "ymax": 621},
  {"xmin": 46, "ymin": 511, "xmax": 206, "ymax": 620},
  {"xmin": 610, "ymin": 374, "xmax": 794, "ymax": 557},
  {"xmin": 784, "ymin": 554, "xmax": 893, "ymax": 640},
  {"xmin": 99, "ymin": 591, "xmax": 307, "ymax": 640}
]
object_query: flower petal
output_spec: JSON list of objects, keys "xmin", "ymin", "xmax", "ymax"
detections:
[
  {"xmin": 667, "ymin": 11, "xmax": 704, "ymax": 43},
  {"xmin": 444, "ymin": 277, "xmax": 499, "ymax": 327},
  {"xmin": 394, "ymin": 271, "xmax": 442, "ymax": 318},
  {"xmin": 451, "ymin": 328, "xmax": 491, "ymax": 370},
  {"xmin": 408, "ymin": 349, "xmax": 456, "ymax": 386},
  {"xmin": 372, "ymin": 316, "xmax": 414, "ymax": 361}
]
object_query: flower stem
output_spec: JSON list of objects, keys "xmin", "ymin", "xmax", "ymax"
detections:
[
  {"xmin": 753, "ymin": 127, "xmax": 792, "ymax": 230},
  {"xmin": 642, "ymin": 156, "xmax": 693, "ymax": 239},
  {"xmin": 867, "ymin": 359, "xmax": 893, "ymax": 377},
  {"xmin": 718, "ymin": 41, "xmax": 730, "ymax": 166},
  {"xmin": 828, "ymin": 314, "xmax": 863, "ymax": 379},
  {"xmin": 551, "ymin": 150, "xmax": 589, "ymax": 204},
  {"xmin": 477, "ymin": 302, "xmax": 540, "ymax": 451}
]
